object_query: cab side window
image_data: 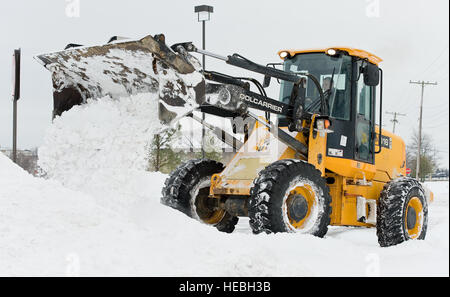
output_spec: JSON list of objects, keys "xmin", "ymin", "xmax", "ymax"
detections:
[
  {"xmin": 358, "ymin": 81, "xmax": 372, "ymax": 121},
  {"xmin": 355, "ymin": 63, "xmax": 374, "ymax": 162}
]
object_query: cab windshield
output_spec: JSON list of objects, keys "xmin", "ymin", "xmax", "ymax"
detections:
[{"xmin": 279, "ymin": 53, "xmax": 352, "ymax": 121}]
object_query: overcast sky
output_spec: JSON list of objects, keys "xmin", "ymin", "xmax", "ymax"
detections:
[{"xmin": 0, "ymin": 0, "xmax": 448, "ymax": 166}]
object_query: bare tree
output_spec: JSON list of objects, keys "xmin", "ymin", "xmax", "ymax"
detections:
[{"xmin": 406, "ymin": 130, "xmax": 438, "ymax": 180}]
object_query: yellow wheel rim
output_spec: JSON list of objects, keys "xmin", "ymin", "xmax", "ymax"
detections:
[
  {"xmin": 202, "ymin": 209, "xmax": 226, "ymax": 225},
  {"xmin": 405, "ymin": 196, "xmax": 423, "ymax": 239},
  {"xmin": 194, "ymin": 186, "xmax": 225, "ymax": 225},
  {"xmin": 285, "ymin": 184, "xmax": 317, "ymax": 229}
]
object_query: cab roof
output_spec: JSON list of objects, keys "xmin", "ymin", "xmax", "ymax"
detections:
[{"xmin": 277, "ymin": 47, "xmax": 383, "ymax": 65}]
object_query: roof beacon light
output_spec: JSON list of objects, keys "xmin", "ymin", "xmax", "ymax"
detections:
[
  {"xmin": 279, "ymin": 51, "xmax": 289, "ymax": 59},
  {"xmin": 326, "ymin": 49, "xmax": 337, "ymax": 56}
]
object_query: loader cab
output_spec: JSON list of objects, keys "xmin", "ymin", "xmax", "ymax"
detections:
[{"xmin": 277, "ymin": 48, "xmax": 382, "ymax": 164}]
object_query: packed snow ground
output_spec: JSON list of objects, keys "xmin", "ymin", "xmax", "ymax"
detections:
[{"xmin": 1, "ymin": 95, "xmax": 448, "ymax": 276}]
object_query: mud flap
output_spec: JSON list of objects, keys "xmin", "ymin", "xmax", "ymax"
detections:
[{"xmin": 35, "ymin": 34, "xmax": 205, "ymax": 126}]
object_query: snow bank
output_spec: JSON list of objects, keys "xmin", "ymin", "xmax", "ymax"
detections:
[
  {"xmin": 0, "ymin": 152, "xmax": 118, "ymax": 275},
  {"xmin": 38, "ymin": 93, "xmax": 162, "ymax": 213},
  {"xmin": 1, "ymin": 151, "xmax": 211, "ymax": 276}
]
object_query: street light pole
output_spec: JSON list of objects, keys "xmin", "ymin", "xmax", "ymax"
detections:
[
  {"xmin": 201, "ymin": 19, "xmax": 206, "ymax": 158},
  {"xmin": 195, "ymin": 5, "xmax": 213, "ymax": 159},
  {"xmin": 12, "ymin": 48, "xmax": 21, "ymax": 163}
]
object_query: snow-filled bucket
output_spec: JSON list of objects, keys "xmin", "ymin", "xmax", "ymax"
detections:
[{"xmin": 35, "ymin": 34, "xmax": 205, "ymax": 126}]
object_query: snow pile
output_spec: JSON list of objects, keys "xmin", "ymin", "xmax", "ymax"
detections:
[
  {"xmin": 38, "ymin": 93, "xmax": 162, "ymax": 213},
  {"xmin": 0, "ymin": 151, "xmax": 204, "ymax": 276},
  {"xmin": 0, "ymin": 152, "xmax": 115, "ymax": 275}
]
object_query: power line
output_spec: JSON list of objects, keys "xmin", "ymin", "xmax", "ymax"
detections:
[
  {"xmin": 417, "ymin": 45, "xmax": 449, "ymax": 78},
  {"xmin": 394, "ymin": 46, "xmax": 448, "ymax": 112},
  {"xmin": 423, "ymin": 109, "xmax": 448, "ymax": 120},
  {"xmin": 428, "ymin": 63, "xmax": 449, "ymax": 80},
  {"xmin": 435, "ymin": 72, "xmax": 449, "ymax": 82},
  {"xmin": 409, "ymin": 80, "xmax": 438, "ymax": 180},
  {"xmin": 423, "ymin": 102, "xmax": 449, "ymax": 110},
  {"xmin": 423, "ymin": 121, "xmax": 449, "ymax": 129},
  {"xmin": 385, "ymin": 111, "xmax": 406, "ymax": 134}
]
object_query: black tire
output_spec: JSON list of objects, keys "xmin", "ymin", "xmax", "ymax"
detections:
[
  {"xmin": 249, "ymin": 159, "xmax": 332, "ymax": 237},
  {"xmin": 161, "ymin": 159, "xmax": 239, "ymax": 233},
  {"xmin": 377, "ymin": 177, "xmax": 428, "ymax": 247},
  {"xmin": 215, "ymin": 213, "xmax": 239, "ymax": 233}
]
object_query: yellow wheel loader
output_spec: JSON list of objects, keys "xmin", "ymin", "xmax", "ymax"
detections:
[{"xmin": 36, "ymin": 34, "xmax": 433, "ymax": 247}]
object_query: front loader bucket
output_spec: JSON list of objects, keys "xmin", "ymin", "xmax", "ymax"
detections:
[{"xmin": 35, "ymin": 34, "xmax": 205, "ymax": 125}]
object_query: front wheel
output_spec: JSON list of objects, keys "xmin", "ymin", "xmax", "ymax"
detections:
[
  {"xmin": 249, "ymin": 159, "xmax": 332, "ymax": 237},
  {"xmin": 161, "ymin": 159, "xmax": 239, "ymax": 233},
  {"xmin": 377, "ymin": 177, "xmax": 428, "ymax": 247}
]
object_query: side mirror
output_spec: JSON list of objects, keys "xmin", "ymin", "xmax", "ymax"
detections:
[
  {"xmin": 363, "ymin": 63, "xmax": 379, "ymax": 86},
  {"xmin": 263, "ymin": 75, "xmax": 271, "ymax": 88}
]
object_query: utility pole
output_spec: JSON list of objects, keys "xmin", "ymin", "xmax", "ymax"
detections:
[
  {"xmin": 409, "ymin": 80, "xmax": 438, "ymax": 180},
  {"xmin": 385, "ymin": 111, "xmax": 406, "ymax": 134}
]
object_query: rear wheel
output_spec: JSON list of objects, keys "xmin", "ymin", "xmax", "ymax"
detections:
[
  {"xmin": 377, "ymin": 177, "xmax": 428, "ymax": 247},
  {"xmin": 161, "ymin": 159, "xmax": 238, "ymax": 233},
  {"xmin": 249, "ymin": 159, "xmax": 332, "ymax": 237}
]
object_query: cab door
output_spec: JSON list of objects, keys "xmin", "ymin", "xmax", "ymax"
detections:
[{"xmin": 354, "ymin": 65, "xmax": 375, "ymax": 164}]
